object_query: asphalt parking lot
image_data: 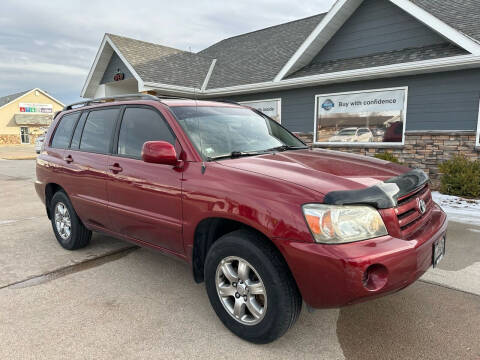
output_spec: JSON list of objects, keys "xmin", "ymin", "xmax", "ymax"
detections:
[{"xmin": 1, "ymin": 159, "xmax": 479, "ymax": 360}]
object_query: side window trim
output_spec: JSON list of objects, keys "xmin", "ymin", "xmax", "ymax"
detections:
[
  {"xmin": 67, "ymin": 111, "xmax": 86, "ymax": 149},
  {"xmin": 112, "ymin": 104, "xmax": 177, "ymax": 160}
]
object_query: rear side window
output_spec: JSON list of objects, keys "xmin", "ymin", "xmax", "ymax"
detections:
[
  {"xmin": 117, "ymin": 107, "xmax": 175, "ymax": 158},
  {"xmin": 80, "ymin": 108, "xmax": 119, "ymax": 154},
  {"xmin": 51, "ymin": 112, "xmax": 80, "ymax": 149}
]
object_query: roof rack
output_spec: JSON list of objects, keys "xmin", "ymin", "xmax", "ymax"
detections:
[
  {"xmin": 63, "ymin": 94, "xmax": 160, "ymax": 111},
  {"xmin": 215, "ymin": 99, "xmax": 241, "ymax": 105}
]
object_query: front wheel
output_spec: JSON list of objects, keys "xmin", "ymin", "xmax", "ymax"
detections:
[{"xmin": 204, "ymin": 229, "xmax": 302, "ymax": 343}]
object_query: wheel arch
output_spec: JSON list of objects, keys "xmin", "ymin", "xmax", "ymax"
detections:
[
  {"xmin": 191, "ymin": 217, "xmax": 291, "ymax": 284},
  {"xmin": 45, "ymin": 183, "xmax": 65, "ymax": 219}
]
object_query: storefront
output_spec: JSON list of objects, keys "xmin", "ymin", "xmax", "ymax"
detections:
[
  {"xmin": 82, "ymin": 0, "xmax": 480, "ymax": 186},
  {"xmin": 0, "ymin": 88, "xmax": 64, "ymax": 145}
]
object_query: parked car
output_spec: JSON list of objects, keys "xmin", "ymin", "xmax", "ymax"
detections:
[
  {"xmin": 383, "ymin": 121, "xmax": 404, "ymax": 142},
  {"xmin": 329, "ymin": 127, "xmax": 373, "ymax": 142},
  {"xmin": 35, "ymin": 95, "xmax": 447, "ymax": 343},
  {"xmin": 35, "ymin": 135, "xmax": 45, "ymax": 154}
]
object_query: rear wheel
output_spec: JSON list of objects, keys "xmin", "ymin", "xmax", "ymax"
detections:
[
  {"xmin": 50, "ymin": 191, "xmax": 91, "ymax": 250},
  {"xmin": 204, "ymin": 229, "xmax": 302, "ymax": 343}
]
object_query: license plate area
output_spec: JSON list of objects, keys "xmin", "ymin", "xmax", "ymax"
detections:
[{"xmin": 433, "ymin": 236, "xmax": 446, "ymax": 268}]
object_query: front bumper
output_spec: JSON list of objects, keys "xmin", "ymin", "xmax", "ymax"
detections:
[{"xmin": 274, "ymin": 204, "xmax": 447, "ymax": 308}]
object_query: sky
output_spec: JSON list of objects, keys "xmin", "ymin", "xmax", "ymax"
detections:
[{"xmin": 0, "ymin": 0, "xmax": 335, "ymax": 105}]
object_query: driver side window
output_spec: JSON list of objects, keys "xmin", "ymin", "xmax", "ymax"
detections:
[{"xmin": 117, "ymin": 107, "xmax": 175, "ymax": 158}]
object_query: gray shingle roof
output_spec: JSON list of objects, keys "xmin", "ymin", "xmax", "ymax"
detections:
[
  {"xmin": 107, "ymin": 34, "xmax": 183, "ymax": 68},
  {"xmin": 287, "ymin": 43, "xmax": 467, "ymax": 79},
  {"xmin": 0, "ymin": 89, "xmax": 31, "ymax": 108},
  {"xmin": 199, "ymin": 14, "xmax": 326, "ymax": 89},
  {"xmin": 411, "ymin": 0, "xmax": 480, "ymax": 42}
]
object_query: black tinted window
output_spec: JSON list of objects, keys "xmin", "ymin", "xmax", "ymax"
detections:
[
  {"xmin": 80, "ymin": 108, "xmax": 119, "ymax": 153},
  {"xmin": 51, "ymin": 112, "xmax": 80, "ymax": 149},
  {"xmin": 117, "ymin": 107, "xmax": 175, "ymax": 158}
]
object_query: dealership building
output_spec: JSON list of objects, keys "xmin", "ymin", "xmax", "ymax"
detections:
[{"xmin": 82, "ymin": 0, "xmax": 480, "ymax": 186}]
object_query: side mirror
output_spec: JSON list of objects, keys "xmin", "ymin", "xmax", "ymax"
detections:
[{"xmin": 141, "ymin": 141, "xmax": 178, "ymax": 166}]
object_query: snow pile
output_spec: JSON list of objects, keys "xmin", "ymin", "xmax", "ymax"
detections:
[{"xmin": 432, "ymin": 192, "xmax": 480, "ymax": 226}]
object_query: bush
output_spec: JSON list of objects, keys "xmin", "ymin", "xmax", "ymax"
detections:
[
  {"xmin": 439, "ymin": 155, "xmax": 480, "ymax": 198},
  {"xmin": 374, "ymin": 152, "xmax": 400, "ymax": 164}
]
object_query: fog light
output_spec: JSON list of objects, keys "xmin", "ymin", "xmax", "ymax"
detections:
[{"xmin": 362, "ymin": 264, "xmax": 388, "ymax": 291}]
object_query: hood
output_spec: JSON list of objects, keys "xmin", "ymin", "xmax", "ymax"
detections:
[{"xmin": 218, "ymin": 149, "xmax": 410, "ymax": 196}]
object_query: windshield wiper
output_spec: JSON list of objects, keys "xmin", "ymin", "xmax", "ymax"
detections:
[
  {"xmin": 207, "ymin": 150, "xmax": 266, "ymax": 161},
  {"xmin": 264, "ymin": 145, "xmax": 309, "ymax": 152}
]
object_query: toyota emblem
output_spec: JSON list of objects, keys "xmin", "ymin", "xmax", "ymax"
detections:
[{"xmin": 418, "ymin": 199, "xmax": 427, "ymax": 214}]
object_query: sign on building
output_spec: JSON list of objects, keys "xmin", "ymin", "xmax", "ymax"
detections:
[
  {"xmin": 19, "ymin": 103, "xmax": 53, "ymax": 114},
  {"xmin": 315, "ymin": 87, "xmax": 407, "ymax": 144},
  {"xmin": 239, "ymin": 99, "xmax": 282, "ymax": 123}
]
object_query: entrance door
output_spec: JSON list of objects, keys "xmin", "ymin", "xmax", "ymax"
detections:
[{"xmin": 20, "ymin": 127, "xmax": 30, "ymax": 144}]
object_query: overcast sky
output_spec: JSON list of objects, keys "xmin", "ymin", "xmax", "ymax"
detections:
[{"xmin": 0, "ymin": 0, "xmax": 335, "ymax": 105}]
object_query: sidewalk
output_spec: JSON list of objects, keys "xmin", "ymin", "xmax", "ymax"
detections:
[{"xmin": 0, "ymin": 145, "xmax": 37, "ymax": 160}]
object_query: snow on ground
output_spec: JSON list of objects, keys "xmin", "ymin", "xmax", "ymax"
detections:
[{"xmin": 432, "ymin": 192, "xmax": 480, "ymax": 226}]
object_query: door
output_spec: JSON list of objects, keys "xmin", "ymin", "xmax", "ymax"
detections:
[
  {"xmin": 106, "ymin": 106, "xmax": 183, "ymax": 254},
  {"xmin": 61, "ymin": 108, "xmax": 120, "ymax": 229},
  {"xmin": 20, "ymin": 127, "xmax": 30, "ymax": 144}
]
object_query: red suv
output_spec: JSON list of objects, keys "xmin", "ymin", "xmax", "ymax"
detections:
[{"xmin": 35, "ymin": 95, "xmax": 447, "ymax": 343}]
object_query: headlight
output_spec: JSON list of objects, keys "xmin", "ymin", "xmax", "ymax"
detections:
[{"xmin": 303, "ymin": 204, "xmax": 387, "ymax": 244}]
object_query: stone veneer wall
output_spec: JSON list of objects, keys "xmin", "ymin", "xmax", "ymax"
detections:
[
  {"xmin": 0, "ymin": 133, "xmax": 42, "ymax": 145},
  {"xmin": 294, "ymin": 131, "xmax": 480, "ymax": 189}
]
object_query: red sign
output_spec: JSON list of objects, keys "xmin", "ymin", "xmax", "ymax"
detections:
[{"xmin": 114, "ymin": 72, "xmax": 125, "ymax": 81}]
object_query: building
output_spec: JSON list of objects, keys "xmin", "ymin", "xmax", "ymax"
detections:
[
  {"xmin": 0, "ymin": 88, "xmax": 64, "ymax": 145},
  {"xmin": 82, "ymin": 0, "xmax": 480, "ymax": 186}
]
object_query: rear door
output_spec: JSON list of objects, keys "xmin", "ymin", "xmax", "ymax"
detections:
[
  {"xmin": 61, "ymin": 107, "xmax": 120, "ymax": 229},
  {"xmin": 106, "ymin": 106, "xmax": 184, "ymax": 254}
]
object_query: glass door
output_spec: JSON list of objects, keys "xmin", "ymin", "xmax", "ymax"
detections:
[{"xmin": 20, "ymin": 127, "xmax": 30, "ymax": 144}]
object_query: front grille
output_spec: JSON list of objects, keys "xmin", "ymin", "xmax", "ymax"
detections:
[{"xmin": 395, "ymin": 184, "xmax": 433, "ymax": 238}]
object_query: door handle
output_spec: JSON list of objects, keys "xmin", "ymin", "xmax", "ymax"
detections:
[
  {"xmin": 109, "ymin": 163, "xmax": 123, "ymax": 173},
  {"xmin": 63, "ymin": 154, "xmax": 73, "ymax": 163}
]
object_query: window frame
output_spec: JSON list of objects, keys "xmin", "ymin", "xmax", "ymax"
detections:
[
  {"xmin": 476, "ymin": 98, "xmax": 480, "ymax": 148},
  {"xmin": 49, "ymin": 110, "xmax": 82, "ymax": 149},
  {"xmin": 313, "ymin": 86, "xmax": 408, "ymax": 147},
  {"xmin": 111, "ymin": 105, "xmax": 177, "ymax": 161},
  {"xmin": 77, "ymin": 106, "xmax": 122, "ymax": 155}
]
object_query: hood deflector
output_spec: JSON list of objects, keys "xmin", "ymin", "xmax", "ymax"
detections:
[{"xmin": 323, "ymin": 169, "xmax": 429, "ymax": 209}]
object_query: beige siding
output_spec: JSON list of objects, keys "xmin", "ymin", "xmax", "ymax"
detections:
[{"xmin": 0, "ymin": 90, "xmax": 63, "ymax": 144}]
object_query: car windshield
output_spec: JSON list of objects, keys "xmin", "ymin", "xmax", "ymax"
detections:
[
  {"xmin": 171, "ymin": 106, "xmax": 306, "ymax": 160},
  {"xmin": 337, "ymin": 129, "xmax": 356, "ymax": 136}
]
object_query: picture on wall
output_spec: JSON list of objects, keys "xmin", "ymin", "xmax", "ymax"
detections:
[{"xmin": 315, "ymin": 87, "xmax": 407, "ymax": 144}]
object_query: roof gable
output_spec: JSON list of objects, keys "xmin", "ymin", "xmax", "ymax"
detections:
[
  {"xmin": 0, "ymin": 88, "xmax": 64, "ymax": 110},
  {"xmin": 312, "ymin": 0, "xmax": 450, "ymax": 63},
  {"xmin": 275, "ymin": 0, "xmax": 480, "ymax": 81}
]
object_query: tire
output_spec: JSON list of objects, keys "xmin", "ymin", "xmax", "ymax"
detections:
[
  {"xmin": 204, "ymin": 229, "xmax": 302, "ymax": 344},
  {"xmin": 50, "ymin": 191, "xmax": 91, "ymax": 250}
]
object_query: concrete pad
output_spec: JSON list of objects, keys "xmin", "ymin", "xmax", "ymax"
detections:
[
  {"xmin": 0, "ymin": 160, "xmax": 134, "ymax": 288},
  {"xmin": 0, "ymin": 145, "xmax": 37, "ymax": 160},
  {"xmin": 0, "ymin": 248, "xmax": 345, "ymax": 360},
  {"xmin": 337, "ymin": 282, "xmax": 480, "ymax": 360}
]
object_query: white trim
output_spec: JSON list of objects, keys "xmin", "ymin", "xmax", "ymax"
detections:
[
  {"xmin": 0, "ymin": 88, "xmax": 64, "ymax": 111},
  {"xmin": 238, "ymin": 98, "xmax": 282, "ymax": 123},
  {"xmin": 203, "ymin": 54, "xmax": 480, "ymax": 97},
  {"xmin": 274, "ymin": 0, "xmax": 362, "ymax": 81},
  {"xmin": 476, "ymin": 98, "xmax": 480, "ymax": 147},
  {"xmin": 81, "ymin": 36, "xmax": 108, "ymax": 98},
  {"xmin": 201, "ymin": 59, "xmax": 217, "ymax": 91},
  {"xmin": 390, "ymin": 0, "xmax": 480, "ymax": 55},
  {"xmin": 312, "ymin": 86, "xmax": 408, "ymax": 147}
]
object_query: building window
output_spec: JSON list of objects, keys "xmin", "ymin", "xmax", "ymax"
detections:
[
  {"xmin": 239, "ymin": 98, "xmax": 282, "ymax": 123},
  {"xmin": 20, "ymin": 127, "xmax": 30, "ymax": 144},
  {"xmin": 314, "ymin": 87, "xmax": 408, "ymax": 145}
]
